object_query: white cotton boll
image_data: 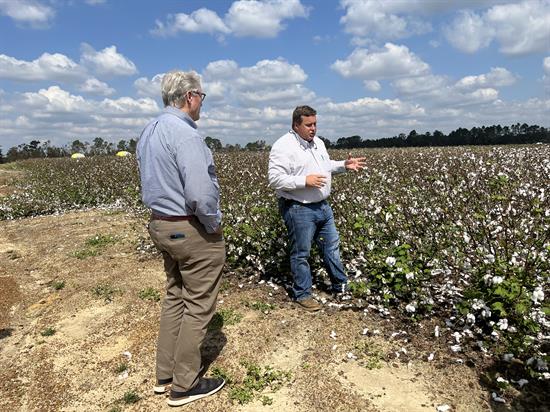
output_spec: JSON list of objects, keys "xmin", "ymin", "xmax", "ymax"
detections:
[
  {"xmin": 497, "ymin": 318, "xmax": 509, "ymax": 330},
  {"xmin": 463, "ymin": 232, "xmax": 471, "ymax": 243},
  {"xmin": 484, "ymin": 254, "xmax": 495, "ymax": 264},
  {"xmin": 452, "ymin": 332, "xmax": 461, "ymax": 343},
  {"xmin": 492, "ymin": 276, "xmax": 504, "ymax": 285},
  {"xmin": 466, "ymin": 313, "xmax": 476, "ymax": 324},
  {"xmin": 330, "ymin": 330, "xmax": 337, "ymax": 339},
  {"xmin": 436, "ymin": 405, "xmax": 451, "ymax": 412},
  {"xmin": 405, "ymin": 304, "xmax": 416, "ymax": 313},
  {"xmin": 450, "ymin": 344, "xmax": 461, "ymax": 352},
  {"xmin": 532, "ymin": 286, "xmax": 544, "ymax": 303},
  {"xmin": 361, "ymin": 328, "xmax": 369, "ymax": 335},
  {"xmin": 385, "ymin": 256, "xmax": 396, "ymax": 266},
  {"xmin": 435, "ymin": 326, "xmax": 440, "ymax": 337},
  {"xmin": 427, "ymin": 353, "xmax": 434, "ymax": 361},
  {"xmin": 332, "ymin": 344, "xmax": 338, "ymax": 350},
  {"xmin": 346, "ymin": 352, "xmax": 357, "ymax": 360},
  {"xmin": 503, "ymin": 353, "xmax": 514, "ymax": 362},
  {"xmin": 406, "ymin": 272, "xmax": 415, "ymax": 280},
  {"xmin": 491, "ymin": 392, "xmax": 506, "ymax": 403},
  {"xmin": 516, "ymin": 379, "xmax": 528, "ymax": 388},
  {"xmin": 122, "ymin": 351, "xmax": 132, "ymax": 360}
]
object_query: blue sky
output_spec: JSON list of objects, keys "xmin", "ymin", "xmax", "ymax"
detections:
[{"xmin": 0, "ymin": 0, "xmax": 549, "ymax": 150}]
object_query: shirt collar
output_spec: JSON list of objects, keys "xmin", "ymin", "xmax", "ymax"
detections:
[
  {"xmin": 290, "ymin": 129, "xmax": 316, "ymax": 149},
  {"xmin": 163, "ymin": 106, "xmax": 197, "ymax": 129}
]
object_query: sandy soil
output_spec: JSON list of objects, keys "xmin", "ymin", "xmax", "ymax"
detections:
[{"xmin": 0, "ymin": 210, "xmax": 541, "ymax": 411}]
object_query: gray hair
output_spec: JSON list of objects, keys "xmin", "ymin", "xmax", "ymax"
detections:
[{"xmin": 161, "ymin": 70, "xmax": 202, "ymax": 108}]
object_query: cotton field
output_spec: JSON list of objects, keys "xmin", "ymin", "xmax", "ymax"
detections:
[{"xmin": 1, "ymin": 145, "xmax": 548, "ymax": 379}]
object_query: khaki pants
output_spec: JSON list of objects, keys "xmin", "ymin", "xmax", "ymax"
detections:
[{"xmin": 148, "ymin": 218, "xmax": 225, "ymax": 392}]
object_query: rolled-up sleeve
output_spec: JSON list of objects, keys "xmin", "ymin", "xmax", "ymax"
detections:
[
  {"xmin": 175, "ymin": 139, "xmax": 221, "ymax": 233},
  {"xmin": 268, "ymin": 144, "xmax": 306, "ymax": 190}
]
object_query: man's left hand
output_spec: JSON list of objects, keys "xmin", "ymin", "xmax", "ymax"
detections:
[{"xmin": 344, "ymin": 153, "xmax": 367, "ymax": 171}]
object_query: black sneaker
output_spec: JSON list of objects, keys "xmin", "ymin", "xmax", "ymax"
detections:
[
  {"xmin": 154, "ymin": 365, "xmax": 205, "ymax": 395},
  {"xmin": 167, "ymin": 377, "xmax": 225, "ymax": 407}
]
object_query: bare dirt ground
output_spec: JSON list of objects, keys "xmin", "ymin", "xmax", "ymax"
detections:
[{"xmin": 0, "ymin": 209, "xmax": 543, "ymax": 412}]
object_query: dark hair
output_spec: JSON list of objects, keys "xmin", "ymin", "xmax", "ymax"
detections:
[{"xmin": 292, "ymin": 105, "xmax": 317, "ymax": 127}]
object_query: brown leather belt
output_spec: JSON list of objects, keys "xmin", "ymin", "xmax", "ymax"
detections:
[{"xmin": 151, "ymin": 213, "xmax": 193, "ymax": 222}]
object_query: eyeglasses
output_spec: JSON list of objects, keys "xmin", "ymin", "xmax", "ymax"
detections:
[{"xmin": 190, "ymin": 90, "xmax": 206, "ymax": 101}]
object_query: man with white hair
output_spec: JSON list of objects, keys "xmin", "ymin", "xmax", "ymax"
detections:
[{"xmin": 137, "ymin": 70, "xmax": 225, "ymax": 407}]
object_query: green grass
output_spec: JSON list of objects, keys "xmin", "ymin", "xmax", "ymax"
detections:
[
  {"xmin": 71, "ymin": 234, "xmax": 118, "ymax": 259},
  {"xmin": 243, "ymin": 300, "xmax": 276, "ymax": 312},
  {"xmin": 122, "ymin": 390, "xmax": 140, "ymax": 404},
  {"xmin": 228, "ymin": 361, "xmax": 291, "ymax": 405},
  {"xmin": 92, "ymin": 283, "xmax": 122, "ymax": 303},
  {"xmin": 208, "ymin": 308, "xmax": 243, "ymax": 330},
  {"xmin": 51, "ymin": 280, "xmax": 65, "ymax": 290},
  {"xmin": 138, "ymin": 287, "xmax": 161, "ymax": 302},
  {"xmin": 40, "ymin": 327, "xmax": 56, "ymax": 337},
  {"xmin": 114, "ymin": 362, "xmax": 128, "ymax": 374},
  {"xmin": 354, "ymin": 340, "xmax": 384, "ymax": 370}
]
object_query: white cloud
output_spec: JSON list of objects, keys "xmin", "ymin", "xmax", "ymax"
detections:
[
  {"xmin": 151, "ymin": 8, "xmax": 230, "ymax": 37},
  {"xmin": 443, "ymin": 10, "xmax": 494, "ymax": 53},
  {"xmin": 363, "ymin": 80, "xmax": 381, "ymax": 92},
  {"xmin": 80, "ymin": 43, "xmax": 137, "ymax": 76},
  {"xmin": 339, "ymin": 0, "xmax": 432, "ymax": 42},
  {"xmin": 455, "ymin": 67, "xmax": 517, "ymax": 91},
  {"xmin": 79, "ymin": 78, "xmax": 115, "ymax": 96},
  {"xmin": 544, "ymin": 56, "xmax": 550, "ymax": 89},
  {"xmin": 226, "ymin": 0, "xmax": 309, "ymax": 38},
  {"xmin": 331, "ymin": 43, "xmax": 430, "ymax": 80},
  {"xmin": 0, "ymin": 0, "xmax": 54, "ymax": 26},
  {"xmin": 392, "ymin": 75, "xmax": 449, "ymax": 96},
  {"xmin": 134, "ymin": 74, "xmax": 164, "ymax": 98},
  {"xmin": 85, "ymin": 0, "xmax": 106, "ymax": 5},
  {"xmin": 237, "ymin": 59, "xmax": 307, "ymax": 87},
  {"xmin": 0, "ymin": 86, "xmax": 160, "ymax": 148},
  {"xmin": 152, "ymin": 0, "xmax": 309, "ymax": 39},
  {"xmin": 444, "ymin": 0, "xmax": 550, "ymax": 55},
  {"xmin": 0, "ymin": 52, "xmax": 85, "ymax": 82},
  {"xmin": 203, "ymin": 60, "xmax": 240, "ymax": 80}
]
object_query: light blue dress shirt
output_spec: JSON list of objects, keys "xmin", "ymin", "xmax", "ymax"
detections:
[{"xmin": 137, "ymin": 106, "xmax": 222, "ymax": 233}]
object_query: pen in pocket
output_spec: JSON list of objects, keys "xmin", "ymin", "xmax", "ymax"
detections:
[{"xmin": 170, "ymin": 233, "xmax": 186, "ymax": 239}]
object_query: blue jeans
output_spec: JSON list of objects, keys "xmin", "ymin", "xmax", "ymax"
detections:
[{"xmin": 279, "ymin": 198, "xmax": 348, "ymax": 301}]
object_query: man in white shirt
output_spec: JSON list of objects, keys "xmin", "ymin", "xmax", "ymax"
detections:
[{"xmin": 268, "ymin": 105, "xmax": 366, "ymax": 311}]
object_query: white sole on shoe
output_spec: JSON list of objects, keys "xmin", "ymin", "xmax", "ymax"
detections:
[
  {"xmin": 167, "ymin": 380, "xmax": 225, "ymax": 407},
  {"xmin": 153, "ymin": 383, "xmax": 171, "ymax": 394}
]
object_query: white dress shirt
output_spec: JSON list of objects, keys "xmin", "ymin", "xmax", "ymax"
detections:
[{"xmin": 268, "ymin": 130, "xmax": 346, "ymax": 203}]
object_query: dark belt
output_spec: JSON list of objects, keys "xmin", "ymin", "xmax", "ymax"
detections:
[
  {"xmin": 280, "ymin": 198, "xmax": 326, "ymax": 206},
  {"xmin": 151, "ymin": 213, "xmax": 193, "ymax": 222}
]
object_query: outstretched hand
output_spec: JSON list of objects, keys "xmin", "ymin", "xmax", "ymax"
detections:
[{"xmin": 344, "ymin": 153, "xmax": 366, "ymax": 171}]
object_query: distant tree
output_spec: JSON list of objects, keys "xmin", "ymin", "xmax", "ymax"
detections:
[
  {"xmin": 335, "ymin": 135, "xmax": 362, "ymax": 148},
  {"xmin": 205, "ymin": 136, "xmax": 222, "ymax": 151},
  {"xmin": 90, "ymin": 137, "xmax": 114, "ymax": 156},
  {"xmin": 70, "ymin": 139, "xmax": 88, "ymax": 154},
  {"xmin": 245, "ymin": 140, "xmax": 269, "ymax": 151},
  {"xmin": 318, "ymin": 135, "xmax": 332, "ymax": 148},
  {"xmin": 117, "ymin": 139, "xmax": 128, "ymax": 152},
  {"xmin": 0, "ymin": 148, "xmax": 4, "ymax": 164},
  {"xmin": 224, "ymin": 143, "xmax": 242, "ymax": 151},
  {"xmin": 127, "ymin": 138, "xmax": 137, "ymax": 153}
]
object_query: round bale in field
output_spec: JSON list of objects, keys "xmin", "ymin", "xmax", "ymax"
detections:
[
  {"xmin": 116, "ymin": 151, "xmax": 131, "ymax": 157},
  {"xmin": 71, "ymin": 153, "xmax": 85, "ymax": 159}
]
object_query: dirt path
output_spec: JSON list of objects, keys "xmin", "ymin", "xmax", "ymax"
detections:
[{"xmin": 0, "ymin": 211, "xmax": 496, "ymax": 411}]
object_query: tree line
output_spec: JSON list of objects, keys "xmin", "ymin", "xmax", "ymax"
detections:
[{"xmin": 1, "ymin": 123, "xmax": 548, "ymax": 163}]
